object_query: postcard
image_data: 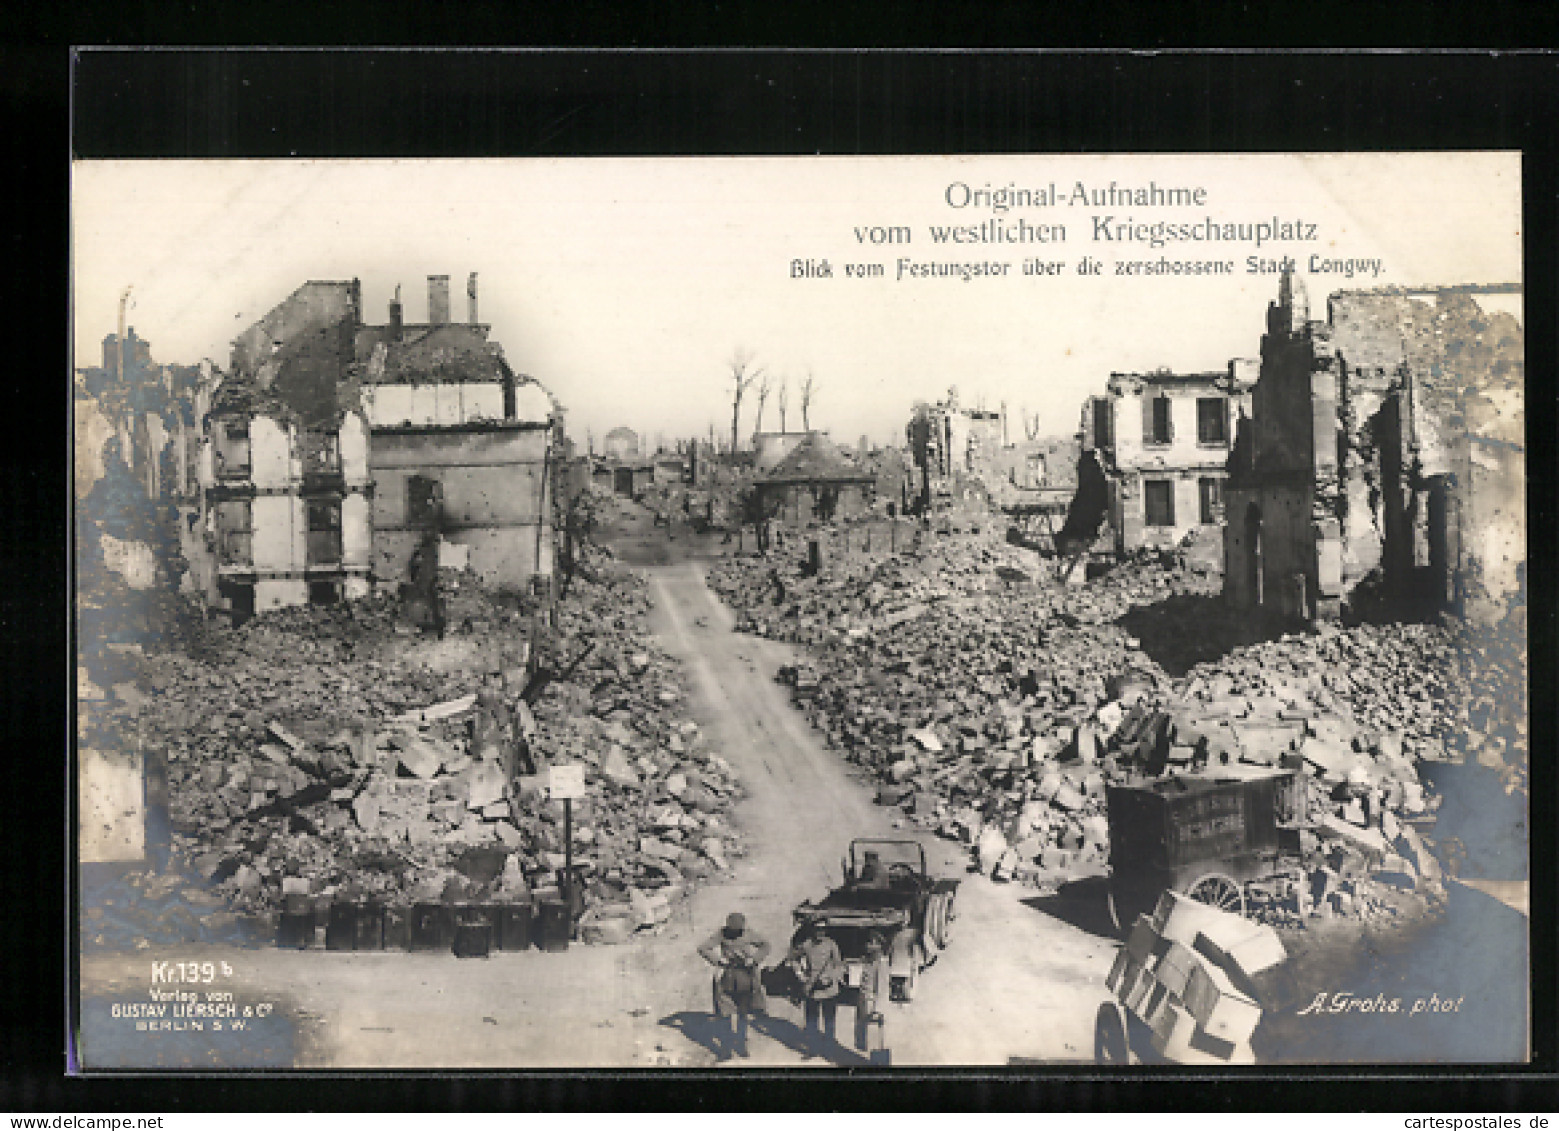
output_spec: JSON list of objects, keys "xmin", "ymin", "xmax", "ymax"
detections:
[{"xmin": 73, "ymin": 153, "xmax": 1526, "ymax": 1069}]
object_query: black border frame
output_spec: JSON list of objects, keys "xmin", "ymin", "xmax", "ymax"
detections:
[{"xmin": 24, "ymin": 44, "xmax": 1558, "ymax": 1112}]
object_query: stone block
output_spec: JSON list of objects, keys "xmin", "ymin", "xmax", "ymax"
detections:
[
  {"xmin": 1155, "ymin": 940, "xmax": 1200, "ymax": 998},
  {"xmin": 1192, "ymin": 923, "xmax": 1287, "ymax": 982},
  {"xmin": 1153, "ymin": 890, "xmax": 1249, "ymax": 949},
  {"xmin": 1051, "ymin": 783, "xmax": 1086, "ymax": 811},
  {"xmin": 1125, "ymin": 915, "xmax": 1162, "ymax": 965},
  {"xmin": 1148, "ymin": 999, "xmax": 1198, "ymax": 1057},
  {"xmin": 1318, "ymin": 813, "xmax": 1389, "ymax": 859},
  {"xmin": 1182, "ymin": 960, "xmax": 1262, "ymax": 1046}
]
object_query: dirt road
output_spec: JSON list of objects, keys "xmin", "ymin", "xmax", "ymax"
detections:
[
  {"xmin": 79, "ymin": 534, "xmax": 1114, "ymax": 1069},
  {"xmin": 642, "ymin": 558, "xmax": 1115, "ymax": 1066}
]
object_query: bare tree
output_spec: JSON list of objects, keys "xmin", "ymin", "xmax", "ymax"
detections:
[
  {"xmin": 754, "ymin": 371, "xmax": 773, "ymax": 434},
  {"xmin": 777, "ymin": 375, "xmax": 790, "ymax": 432},
  {"xmin": 907, "ymin": 401, "xmax": 933, "ymax": 515},
  {"xmin": 800, "ymin": 369, "xmax": 817, "ymax": 432},
  {"xmin": 727, "ymin": 349, "xmax": 763, "ymax": 455}
]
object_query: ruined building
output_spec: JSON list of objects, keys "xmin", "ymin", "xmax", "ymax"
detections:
[
  {"xmin": 358, "ymin": 275, "xmax": 560, "ymax": 589},
  {"xmin": 1223, "ymin": 271, "xmax": 1523, "ymax": 621},
  {"xmin": 205, "ymin": 280, "xmax": 374, "ymax": 615},
  {"xmin": 1079, "ymin": 361, "xmax": 1257, "ymax": 554},
  {"xmin": 200, "ymin": 274, "xmax": 559, "ymax": 617},
  {"xmin": 756, "ymin": 431, "xmax": 877, "ymax": 525},
  {"xmin": 913, "ymin": 388, "xmax": 1006, "ymax": 480}
]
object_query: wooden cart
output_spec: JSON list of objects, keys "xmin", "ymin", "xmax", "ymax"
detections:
[{"xmin": 1104, "ymin": 768, "xmax": 1305, "ymax": 933}]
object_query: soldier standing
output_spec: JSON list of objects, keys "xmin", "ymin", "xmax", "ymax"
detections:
[
  {"xmin": 785, "ymin": 920, "xmax": 846, "ymax": 1056},
  {"xmin": 698, "ymin": 912, "xmax": 771, "ymax": 1060},
  {"xmin": 854, "ymin": 932, "xmax": 891, "ymax": 1065}
]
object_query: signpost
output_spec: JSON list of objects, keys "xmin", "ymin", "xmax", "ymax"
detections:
[{"xmin": 546, "ymin": 764, "xmax": 587, "ymax": 934}]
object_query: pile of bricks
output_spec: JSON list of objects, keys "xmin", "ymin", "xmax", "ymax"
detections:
[
  {"xmin": 120, "ymin": 541, "xmax": 744, "ymax": 946},
  {"xmin": 704, "ymin": 525, "xmax": 1509, "ymax": 908}
]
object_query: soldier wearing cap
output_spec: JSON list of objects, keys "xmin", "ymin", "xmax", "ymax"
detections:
[
  {"xmin": 698, "ymin": 912, "xmax": 771, "ymax": 1059},
  {"xmin": 785, "ymin": 919, "xmax": 846, "ymax": 1055}
]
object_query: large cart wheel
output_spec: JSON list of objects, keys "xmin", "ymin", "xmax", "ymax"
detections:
[
  {"xmin": 1095, "ymin": 1000, "xmax": 1133, "ymax": 1065},
  {"xmin": 1183, "ymin": 871, "xmax": 1246, "ymax": 917}
]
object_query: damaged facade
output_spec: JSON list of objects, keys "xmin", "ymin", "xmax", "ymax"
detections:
[
  {"xmin": 756, "ymin": 431, "xmax": 876, "ymax": 525},
  {"xmin": 917, "ymin": 388, "xmax": 1006, "ymax": 479},
  {"xmin": 1223, "ymin": 271, "xmax": 1524, "ymax": 622},
  {"xmin": 1080, "ymin": 362, "xmax": 1257, "ymax": 554},
  {"xmin": 360, "ymin": 276, "xmax": 560, "ymax": 590},
  {"xmin": 198, "ymin": 274, "xmax": 560, "ymax": 616}
]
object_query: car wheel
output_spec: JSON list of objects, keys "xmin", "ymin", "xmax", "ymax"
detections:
[{"xmin": 1095, "ymin": 1001, "xmax": 1132, "ymax": 1065}]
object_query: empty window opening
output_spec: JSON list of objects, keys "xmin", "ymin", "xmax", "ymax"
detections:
[{"xmin": 1145, "ymin": 480, "xmax": 1175, "ymax": 527}]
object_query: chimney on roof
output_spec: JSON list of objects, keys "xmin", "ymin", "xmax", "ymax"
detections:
[
  {"xmin": 428, "ymin": 274, "xmax": 450, "ymax": 325},
  {"xmin": 389, "ymin": 284, "xmax": 403, "ymax": 340},
  {"xmin": 467, "ymin": 272, "xmax": 479, "ymax": 324}
]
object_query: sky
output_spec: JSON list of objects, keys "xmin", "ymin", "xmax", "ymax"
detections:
[{"xmin": 72, "ymin": 154, "xmax": 1521, "ymax": 450}]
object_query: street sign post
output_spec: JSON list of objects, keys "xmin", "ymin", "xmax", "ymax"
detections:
[{"xmin": 546, "ymin": 764, "xmax": 587, "ymax": 936}]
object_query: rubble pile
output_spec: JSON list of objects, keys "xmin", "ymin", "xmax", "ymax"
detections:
[
  {"xmin": 704, "ymin": 526, "xmax": 1514, "ymax": 922},
  {"xmin": 125, "ymin": 546, "xmax": 743, "ymax": 944}
]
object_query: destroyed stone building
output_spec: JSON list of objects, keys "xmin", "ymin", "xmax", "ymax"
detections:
[
  {"xmin": 1223, "ymin": 271, "xmax": 1524, "ymax": 622},
  {"xmin": 359, "ymin": 276, "xmax": 560, "ymax": 589},
  {"xmin": 204, "ymin": 279, "xmax": 377, "ymax": 615},
  {"xmin": 653, "ymin": 453, "xmax": 689, "ymax": 486},
  {"xmin": 906, "ymin": 389, "xmax": 1081, "ymax": 520},
  {"xmin": 1079, "ymin": 361, "xmax": 1257, "ymax": 555},
  {"xmin": 755, "ymin": 431, "xmax": 877, "ymax": 525},
  {"xmin": 916, "ymin": 387, "xmax": 1006, "ymax": 479},
  {"xmin": 198, "ymin": 274, "xmax": 560, "ymax": 617}
]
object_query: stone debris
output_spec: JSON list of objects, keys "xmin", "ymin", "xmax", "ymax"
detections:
[
  {"xmin": 707, "ymin": 523, "xmax": 1522, "ymax": 921},
  {"xmin": 1107, "ymin": 890, "xmax": 1285, "ymax": 1063},
  {"xmin": 110, "ymin": 539, "xmax": 744, "ymax": 946}
]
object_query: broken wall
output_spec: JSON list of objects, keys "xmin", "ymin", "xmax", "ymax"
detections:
[
  {"xmin": 371, "ymin": 425, "xmax": 553, "ymax": 587},
  {"xmin": 79, "ymin": 745, "xmax": 145, "ymax": 863},
  {"xmin": 752, "ymin": 431, "xmax": 809, "ymax": 472},
  {"xmin": 363, "ymin": 382, "xmax": 507, "ymax": 428},
  {"xmin": 1463, "ymin": 440, "xmax": 1525, "ymax": 619},
  {"xmin": 1110, "ymin": 377, "xmax": 1237, "ymax": 471},
  {"xmin": 1223, "ymin": 483, "xmax": 1329, "ymax": 620},
  {"xmin": 232, "ymin": 280, "xmax": 360, "ymax": 376}
]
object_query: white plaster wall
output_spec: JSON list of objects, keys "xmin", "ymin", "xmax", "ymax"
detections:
[
  {"xmin": 79, "ymin": 746, "xmax": 145, "ymax": 863},
  {"xmin": 513, "ymin": 381, "xmax": 553, "ymax": 424},
  {"xmin": 341, "ymin": 492, "xmax": 372, "ymax": 569},
  {"xmin": 249, "ymin": 416, "xmax": 293, "ymax": 488},
  {"xmin": 99, "ymin": 532, "xmax": 158, "ymax": 590},
  {"xmin": 339, "ymin": 411, "xmax": 370, "ymax": 483},
  {"xmin": 250, "ymin": 495, "xmax": 299, "ymax": 573},
  {"xmin": 256, "ymin": 578, "xmax": 309, "ymax": 610},
  {"xmin": 1114, "ymin": 387, "xmax": 1236, "ymax": 472},
  {"xmin": 197, "ymin": 439, "xmax": 215, "ymax": 489},
  {"xmin": 464, "ymin": 383, "xmax": 506, "ymax": 420},
  {"xmin": 366, "ymin": 383, "xmax": 508, "ymax": 427}
]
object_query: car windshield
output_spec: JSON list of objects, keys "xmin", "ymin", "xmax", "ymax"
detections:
[{"xmin": 852, "ymin": 840, "xmax": 923, "ymax": 873}]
